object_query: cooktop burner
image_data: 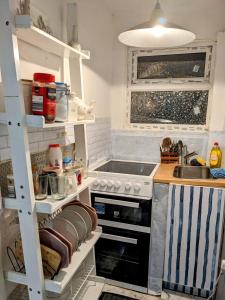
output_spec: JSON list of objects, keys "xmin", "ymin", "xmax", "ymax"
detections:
[{"xmin": 94, "ymin": 160, "xmax": 157, "ymax": 176}]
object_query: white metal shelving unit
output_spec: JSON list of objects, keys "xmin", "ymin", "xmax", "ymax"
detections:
[{"xmin": 0, "ymin": 1, "xmax": 103, "ymax": 299}]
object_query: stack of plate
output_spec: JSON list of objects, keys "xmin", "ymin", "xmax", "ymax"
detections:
[{"xmin": 40, "ymin": 201, "xmax": 98, "ymax": 278}]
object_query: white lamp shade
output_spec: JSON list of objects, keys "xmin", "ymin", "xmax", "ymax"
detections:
[
  {"xmin": 118, "ymin": 24, "xmax": 196, "ymax": 48},
  {"xmin": 118, "ymin": 1, "xmax": 196, "ymax": 48}
]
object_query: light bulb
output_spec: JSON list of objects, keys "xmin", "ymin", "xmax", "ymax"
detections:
[{"xmin": 152, "ymin": 25, "xmax": 167, "ymax": 37}]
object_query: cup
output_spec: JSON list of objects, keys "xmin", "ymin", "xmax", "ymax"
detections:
[
  {"xmin": 34, "ymin": 174, "xmax": 48, "ymax": 201},
  {"xmin": 65, "ymin": 172, "xmax": 77, "ymax": 195},
  {"xmin": 49, "ymin": 174, "xmax": 66, "ymax": 201}
]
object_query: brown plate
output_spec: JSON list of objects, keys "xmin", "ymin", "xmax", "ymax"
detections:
[
  {"xmin": 39, "ymin": 229, "xmax": 69, "ymax": 268},
  {"xmin": 52, "ymin": 217, "xmax": 79, "ymax": 252},
  {"xmin": 44, "ymin": 227, "xmax": 72, "ymax": 262}
]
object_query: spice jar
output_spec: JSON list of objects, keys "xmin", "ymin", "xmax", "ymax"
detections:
[{"xmin": 32, "ymin": 73, "xmax": 56, "ymax": 123}]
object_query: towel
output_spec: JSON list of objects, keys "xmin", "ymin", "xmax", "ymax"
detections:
[
  {"xmin": 210, "ymin": 168, "xmax": 225, "ymax": 179},
  {"xmin": 164, "ymin": 184, "xmax": 225, "ymax": 298}
]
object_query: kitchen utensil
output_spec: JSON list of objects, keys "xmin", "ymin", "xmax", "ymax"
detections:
[
  {"xmin": 34, "ymin": 174, "xmax": 48, "ymax": 200},
  {"xmin": 52, "ymin": 217, "xmax": 79, "ymax": 252},
  {"xmin": 40, "ymin": 244, "xmax": 61, "ymax": 279},
  {"xmin": 14, "ymin": 239, "xmax": 61, "ymax": 279},
  {"xmin": 49, "ymin": 174, "xmax": 66, "ymax": 200},
  {"xmin": 161, "ymin": 137, "xmax": 172, "ymax": 152},
  {"xmin": 44, "ymin": 227, "xmax": 72, "ymax": 261},
  {"xmin": 39, "ymin": 229, "xmax": 70, "ymax": 268},
  {"xmin": 64, "ymin": 205, "xmax": 92, "ymax": 236},
  {"xmin": 60, "ymin": 209, "xmax": 87, "ymax": 243}
]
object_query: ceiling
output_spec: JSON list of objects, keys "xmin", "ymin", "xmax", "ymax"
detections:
[
  {"xmin": 105, "ymin": 0, "xmax": 225, "ymax": 14},
  {"xmin": 105, "ymin": 0, "xmax": 225, "ymax": 40}
]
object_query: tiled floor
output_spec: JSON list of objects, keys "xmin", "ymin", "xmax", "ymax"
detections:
[
  {"xmin": 103, "ymin": 284, "xmax": 199, "ymax": 300},
  {"xmin": 9, "ymin": 283, "xmax": 200, "ymax": 300}
]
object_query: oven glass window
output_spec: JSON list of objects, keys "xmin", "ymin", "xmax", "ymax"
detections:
[
  {"xmin": 92, "ymin": 194, "xmax": 151, "ymax": 227},
  {"xmin": 95, "ymin": 227, "xmax": 150, "ymax": 288}
]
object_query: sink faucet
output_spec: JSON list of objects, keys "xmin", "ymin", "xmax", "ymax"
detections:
[{"xmin": 183, "ymin": 151, "xmax": 198, "ymax": 165}]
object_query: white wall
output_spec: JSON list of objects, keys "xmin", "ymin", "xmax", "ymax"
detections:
[
  {"xmin": 109, "ymin": 2, "xmax": 225, "ymax": 165},
  {"xmin": 20, "ymin": 0, "xmax": 113, "ymax": 119},
  {"xmin": 0, "ymin": 0, "xmax": 114, "ymax": 161},
  {"xmin": 75, "ymin": 0, "xmax": 113, "ymax": 118},
  {"xmin": 110, "ymin": 2, "xmax": 225, "ymax": 130}
]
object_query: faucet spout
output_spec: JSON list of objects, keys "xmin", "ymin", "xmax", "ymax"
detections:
[{"xmin": 184, "ymin": 151, "xmax": 198, "ymax": 165}]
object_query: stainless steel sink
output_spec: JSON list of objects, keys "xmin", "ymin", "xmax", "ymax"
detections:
[{"xmin": 173, "ymin": 166, "xmax": 212, "ymax": 179}]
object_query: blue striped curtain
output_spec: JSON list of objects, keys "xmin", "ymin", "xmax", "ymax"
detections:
[{"xmin": 163, "ymin": 185, "xmax": 225, "ymax": 297}]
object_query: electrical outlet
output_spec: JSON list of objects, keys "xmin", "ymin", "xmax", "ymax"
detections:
[{"xmin": 221, "ymin": 259, "xmax": 225, "ymax": 271}]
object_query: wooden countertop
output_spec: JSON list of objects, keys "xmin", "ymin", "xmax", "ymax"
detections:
[{"xmin": 154, "ymin": 164, "xmax": 225, "ymax": 188}]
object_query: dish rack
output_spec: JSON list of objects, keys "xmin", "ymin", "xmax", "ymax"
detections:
[{"xmin": 0, "ymin": 1, "xmax": 103, "ymax": 299}]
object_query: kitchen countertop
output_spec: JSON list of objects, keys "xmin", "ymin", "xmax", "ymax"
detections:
[{"xmin": 154, "ymin": 164, "xmax": 225, "ymax": 188}]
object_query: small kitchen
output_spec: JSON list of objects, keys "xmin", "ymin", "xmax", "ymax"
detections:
[{"xmin": 0, "ymin": 1, "xmax": 225, "ymax": 300}]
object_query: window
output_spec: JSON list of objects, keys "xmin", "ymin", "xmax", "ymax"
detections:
[
  {"xmin": 130, "ymin": 90, "xmax": 209, "ymax": 125},
  {"xmin": 126, "ymin": 44, "xmax": 214, "ymax": 131}
]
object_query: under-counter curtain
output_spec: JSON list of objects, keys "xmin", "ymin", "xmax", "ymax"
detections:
[{"xmin": 163, "ymin": 184, "xmax": 225, "ymax": 298}]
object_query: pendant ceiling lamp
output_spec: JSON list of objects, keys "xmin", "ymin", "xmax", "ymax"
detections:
[{"xmin": 118, "ymin": 0, "xmax": 196, "ymax": 48}]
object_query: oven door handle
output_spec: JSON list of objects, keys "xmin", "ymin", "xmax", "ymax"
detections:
[
  {"xmin": 95, "ymin": 197, "xmax": 139, "ymax": 208},
  {"xmin": 101, "ymin": 233, "xmax": 138, "ymax": 245}
]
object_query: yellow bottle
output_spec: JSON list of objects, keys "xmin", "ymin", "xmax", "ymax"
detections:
[{"xmin": 210, "ymin": 142, "xmax": 222, "ymax": 168}]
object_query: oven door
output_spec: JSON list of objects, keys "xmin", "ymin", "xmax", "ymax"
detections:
[
  {"xmin": 91, "ymin": 193, "xmax": 151, "ymax": 227},
  {"xmin": 95, "ymin": 226, "xmax": 150, "ymax": 288}
]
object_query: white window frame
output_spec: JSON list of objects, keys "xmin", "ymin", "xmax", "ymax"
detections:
[{"xmin": 126, "ymin": 41, "xmax": 216, "ymax": 132}]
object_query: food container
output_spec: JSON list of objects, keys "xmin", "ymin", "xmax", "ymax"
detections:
[
  {"xmin": 55, "ymin": 82, "xmax": 70, "ymax": 122},
  {"xmin": 67, "ymin": 92, "xmax": 78, "ymax": 122},
  {"xmin": 32, "ymin": 73, "xmax": 56, "ymax": 123},
  {"xmin": 49, "ymin": 144, "xmax": 63, "ymax": 169}
]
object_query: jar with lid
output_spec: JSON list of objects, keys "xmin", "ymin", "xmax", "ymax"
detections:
[
  {"xmin": 49, "ymin": 144, "xmax": 63, "ymax": 169},
  {"xmin": 55, "ymin": 82, "xmax": 70, "ymax": 122},
  {"xmin": 32, "ymin": 73, "xmax": 56, "ymax": 123}
]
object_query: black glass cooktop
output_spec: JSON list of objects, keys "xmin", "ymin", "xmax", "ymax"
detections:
[{"xmin": 94, "ymin": 160, "xmax": 156, "ymax": 176}]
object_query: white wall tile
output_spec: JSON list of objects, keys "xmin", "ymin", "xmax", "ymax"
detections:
[{"xmin": 86, "ymin": 118, "xmax": 112, "ymax": 168}]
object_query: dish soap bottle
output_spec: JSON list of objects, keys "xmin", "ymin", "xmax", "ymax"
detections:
[{"xmin": 210, "ymin": 142, "xmax": 222, "ymax": 168}]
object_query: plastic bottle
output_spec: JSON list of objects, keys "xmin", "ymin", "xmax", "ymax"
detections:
[{"xmin": 210, "ymin": 142, "xmax": 222, "ymax": 168}]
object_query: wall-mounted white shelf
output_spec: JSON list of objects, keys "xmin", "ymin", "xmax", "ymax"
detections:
[
  {"xmin": 26, "ymin": 115, "xmax": 95, "ymax": 128},
  {"xmin": 4, "ymin": 177, "xmax": 95, "ymax": 214},
  {"xmin": 5, "ymin": 229, "xmax": 102, "ymax": 294},
  {"xmin": 44, "ymin": 229, "xmax": 102, "ymax": 294},
  {"xmin": 0, "ymin": 4, "xmax": 98, "ymax": 299},
  {"xmin": 15, "ymin": 16, "xmax": 90, "ymax": 60},
  {"xmin": 35, "ymin": 177, "xmax": 95, "ymax": 214},
  {"xmin": 0, "ymin": 113, "xmax": 95, "ymax": 128}
]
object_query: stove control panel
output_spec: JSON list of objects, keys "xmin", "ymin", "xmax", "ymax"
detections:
[{"xmin": 91, "ymin": 178, "xmax": 152, "ymax": 198}]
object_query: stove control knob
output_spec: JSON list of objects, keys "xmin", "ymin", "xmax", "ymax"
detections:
[
  {"xmin": 125, "ymin": 183, "xmax": 132, "ymax": 191},
  {"xmin": 100, "ymin": 179, "xmax": 107, "ymax": 188},
  {"xmin": 107, "ymin": 180, "xmax": 114, "ymax": 188},
  {"xmin": 114, "ymin": 181, "xmax": 121, "ymax": 189},
  {"xmin": 134, "ymin": 183, "xmax": 141, "ymax": 193}
]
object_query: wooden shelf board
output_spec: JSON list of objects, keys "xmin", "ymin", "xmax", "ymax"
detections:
[
  {"xmin": 5, "ymin": 229, "xmax": 102, "ymax": 294},
  {"xmin": 26, "ymin": 115, "xmax": 95, "ymax": 128},
  {"xmin": 16, "ymin": 17, "xmax": 90, "ymax": 60},
  {"xmin": 4, "ymin": 178, "xmax": 95, "ymax": 214},
  {"xmin": 35, "ymin": 177, "xmax": 95, "ymax": 214}
]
